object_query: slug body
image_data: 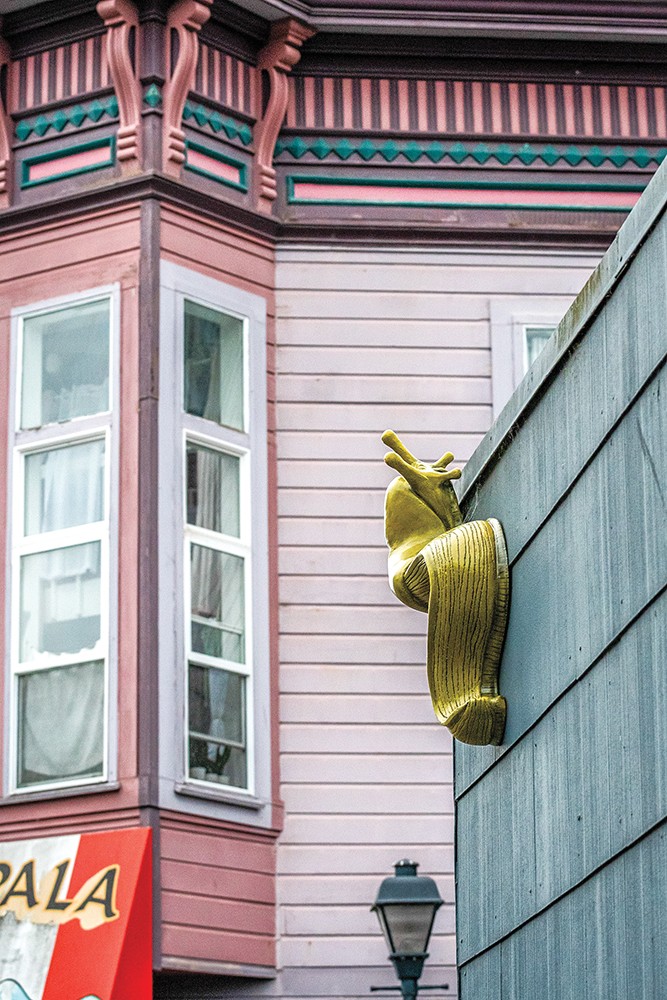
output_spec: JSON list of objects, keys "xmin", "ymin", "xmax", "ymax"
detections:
[{"xmin": 383, "ymin": 432, "xmax": 509, "ymax": 747}]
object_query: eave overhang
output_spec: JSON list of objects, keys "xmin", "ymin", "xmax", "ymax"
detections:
[{"xmin": 2, "ymin": 0, "xmax": 667, "ymax": 42}]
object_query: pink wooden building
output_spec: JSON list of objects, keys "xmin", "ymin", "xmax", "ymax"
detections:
[{"xmin": 0, "ymin": 0, "xmax": 664, "ymax": 997}]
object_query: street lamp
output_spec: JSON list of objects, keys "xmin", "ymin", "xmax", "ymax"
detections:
[{"xmin": 371, "ymin": 859, "xmax": 444, "ymax": 1000}]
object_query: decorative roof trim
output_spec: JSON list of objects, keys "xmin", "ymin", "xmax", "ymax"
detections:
[
  {"xmin": 15, "ymin": 96, "xmax": 120, "ymax": 141},
  {"xmin": 163, "ymin": 0, "xmax": 213, "ymax": 177},
  {"xmin": 254, "ymin": 17, "xmax": 315, "ymax": 213},
  {"xmin": 275, "ymin": 135, "xmax": 667, "ymax": 170},
  {"xmin": 0, "ymin": 34, "xmax": 11, "ymax": 207},
  {"xmin": 236, "ymin": 0, "xmax": 667, "ymax": 43},
  {"xmin": 182, "ymin": 100, "xmax": 253, "ymax": 146},
  {"xmin": 97, "ymin": 0, "xmax": 142, "ymax": 169}
]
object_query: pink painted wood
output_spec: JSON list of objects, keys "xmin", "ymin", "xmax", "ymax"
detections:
[
  {"xmin": 284, "ymin": 74, "xmax": 667, "ymax": 140},
  {"xmin": 186, "ymin": 146, "xmax": 243, "ymax": 185},
  {"xmin": 9, "ymin": 40, "xmax": 111, "ymax": 113},
  {"xmin": 162, "ymin": 0, "xmax": 213, "ymax": 178},
  {"xmin": 97, "ymin": 0, "xmax": 142, "ymax": 169},
  {"xmin": 254, "ymin": 18, "xmax": 314, "ymax": 213},
  {"xmin": 160, "ymin": 812, "xmax": 277, "ymax": 969},
  {"xmin": 0, "ymin": 35, "xmax": 10, "ymax": 207},
  {"xmin": 290, "ymin": 179, "xmax": 642, "ymax": 210},
  {"xmin": 26, "ymin": 144, "xmax": 113, "ymax": 183}
]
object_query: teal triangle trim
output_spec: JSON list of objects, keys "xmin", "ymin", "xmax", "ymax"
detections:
[
  {"xmin": 273, "ymin": 135, "xmax": 665, "ymax": 170},
  {"xmin": 180, "ymin": 100, "xmax": 254, "ymax": 146},
  {"xmin": 144, "ymin": 83, "xmax": 162, "ymax": 108},
  {"xmin": 14, "ymin": 97, "xmax": 120, "ymax": 140}
]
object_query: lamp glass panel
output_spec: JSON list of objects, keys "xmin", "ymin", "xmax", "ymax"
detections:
[
  {"xmin": 380, "ymin": 904, "xmax": 436, "ymax": 955},
  {"xmin": 376, "ymin": 906, "xmax": 395, "ymax": 953}
]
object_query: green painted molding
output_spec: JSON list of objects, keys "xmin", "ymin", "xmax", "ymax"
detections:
[
  {"xmin": 275, "ymin": 136, "xmax": 667, "ymax": 170},
  {"xmin": 182, "ymin": 100, "xmax": 253, "ymax": 147},
  {"xmin": 15, "ymin": 97, "xmax": 119, "ymax": 142},
  {"xmin": 184, "ymin": 138, "xmax": 248, "ymax": 192},
  {"xmin": 21, "ymin": 136, "xmax": 116, "ymax": 189},
  {"xmin": 286, "ymin": 173, "xmax": 643, "ymax": 212}
]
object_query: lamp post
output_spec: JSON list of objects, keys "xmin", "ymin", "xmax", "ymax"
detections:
[{"xmin": 371, "ymin": 859, "xmax": 444, "ymax": 1000}]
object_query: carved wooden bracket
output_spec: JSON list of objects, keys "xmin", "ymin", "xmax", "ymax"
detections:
[
  {"xmin": 255, "ymin": 18, "xmax": 314, "ymax": 214},
  {"xmin": 0, "ymin": 34, "xmax": 11, "ymax": 207},
  {"xmin": 163, "ymin": 0, "xmax": 212, "ymax": 177},
  {"xmin": 97, "ymin": 0, "xmax": 142, "ymax": 170}
]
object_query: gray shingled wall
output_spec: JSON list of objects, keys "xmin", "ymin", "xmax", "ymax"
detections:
[{"xmin": 455, "ymin": 159, "xmax": 667, "ymax": 1000}]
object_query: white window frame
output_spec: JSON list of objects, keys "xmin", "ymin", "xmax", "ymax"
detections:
[
  {"xmin": 183, "ymin": 406, "xmax": 255, "ymax": 794},
  {"xmin": 489, "ymin": 297, "xmax": 575, "ymax": 417},
  {"xmin": 6, "ymin": 285, "xmax": 120, "ymax": 796},
  {"xmin": 159, "ymin": 261, "xmax": 270, "ymax": 824}
]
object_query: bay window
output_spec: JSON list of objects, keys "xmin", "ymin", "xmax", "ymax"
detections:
[{"xmin": 9, "ymin": 290, "xmax": 117, "ymax": 793}]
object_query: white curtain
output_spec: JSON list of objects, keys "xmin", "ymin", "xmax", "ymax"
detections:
[
  {"xmin": 17, "ymin": 439, "xmax": 105, "ymax": 785},
  {"xmin": 20, "ymin": 441, "xmax": 105, "ymax": 663},
  {"xmin": 19, "ymin": 661, "xmax": 104, "ymax": 781},
  {"xmin": 39, "ymin": 439, "xmax": 104, "ymax": 532}
]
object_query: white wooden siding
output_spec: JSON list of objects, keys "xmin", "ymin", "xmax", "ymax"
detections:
[{"xmin": 269, "ymin": 245, "xmax": 599, "ymax": 1000}]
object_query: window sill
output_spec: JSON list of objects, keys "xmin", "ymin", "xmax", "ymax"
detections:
[
  {"xmin": 0, "ymin": 780, "xmax": 120, "ymax": 806},
  {"xmin": 174, "ymin": 781, "xmax": 266, "ymax": 811}
]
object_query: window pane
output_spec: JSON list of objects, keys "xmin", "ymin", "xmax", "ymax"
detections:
[
  {"xmin": 184, "ymin": 299, "xmax": 244, "ymax": 430},
  {"xmin": 190, "ymin": 544, "xmax": 245, "ymax": 663},
  {"xmin": 24, "ymin": 439, "xmax": 105, "ymax": 536},
  {"xmin": 20, "ymin": 542, "xmax": 101, "ymax": 662},
  {"xmin": 186, "ymin": 443, "xmax": 240, "ymax": 536},
  {"xmin": 21, "ymin": 299, "xmax": 110, "ymax": 428},
  {"xmin": 17, "ymin": 661, "xmax": 104, "ymax": 787},
  {"xmin": 188, "ymin": 664, "xmax": 247, "ymax": 788},
  {"xmin": 524, "ymin": 325, "xmax": 555, "ymax": 369}
]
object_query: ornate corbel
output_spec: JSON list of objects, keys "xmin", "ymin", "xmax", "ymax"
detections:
[
  {"xmin": 162, "ymin": 0, "xmax": 212, "ymax": 177},
  {"xmin": 255, "ymin": 18, "xmax": 314, "ymax": 213},
  {"xmin": 97, "ymin": 0, "xmax": 142, "ymax": 169},
  {"xmin": 0, "ymin": 32, "xmax": 11, "ymax": 207},
  {"xmin": 382, "ymin": 431, "xmax": 510, "ymax": 747}
]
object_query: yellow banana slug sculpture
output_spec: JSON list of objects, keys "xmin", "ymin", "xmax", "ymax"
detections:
[{"xmin": 382, "ymin": 430, "xmax": 509, "ymax": 746}]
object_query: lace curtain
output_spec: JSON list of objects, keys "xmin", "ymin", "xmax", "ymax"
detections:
[
  {"xmin": 19, "ymin": 661, "xmax": 104, "ymax": 782},
  {"xmin": 19, "ymin": 441, "xmax": 105, "ymax": 785}
]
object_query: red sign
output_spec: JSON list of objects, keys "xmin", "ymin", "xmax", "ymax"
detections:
[{"xmin": 0, "ymin": 828, "xmax": 152, "ymax": 1000}]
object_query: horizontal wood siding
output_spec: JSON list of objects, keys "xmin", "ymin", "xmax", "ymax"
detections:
[
  {"xmin": 270, "ymin": 246, "xmax": 598, "ymax": 1000},
  {"xmin": 455, "ymin": 164, "xmax": 667, "ymax": 998},
  {"xmin": 160, "ymin": 815, "xmax": 277, "ymax": 970},
  {"xmin": 160, "ymin": 206, "xmax": 275, "ymax": 301}
]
